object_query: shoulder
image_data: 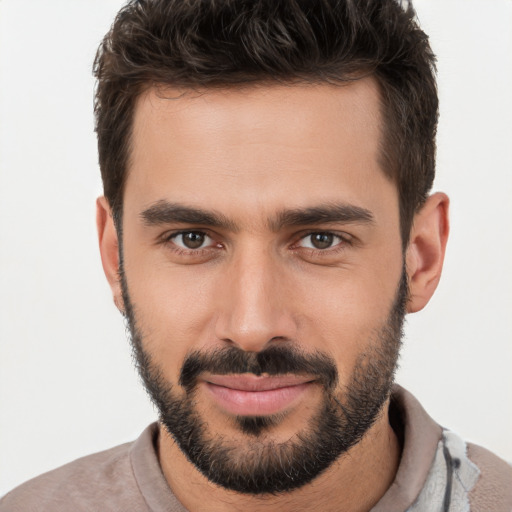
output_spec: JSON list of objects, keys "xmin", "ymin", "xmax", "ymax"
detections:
[
  {"xmin": 0, "ymin": 440, "xmax": 149, "ymax": 512},
  {"xmin": 466, "ymin": 442, "xmax": 512, "ymax": 511},
  {"xmin": 384, "ymin": 386, "xmax": 512, "ymax": 512}
]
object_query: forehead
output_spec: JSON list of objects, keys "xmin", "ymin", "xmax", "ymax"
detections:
[
  {"xmin": 131, "ymin": 80, "xmax": 383, "ymax": 167},
  {"xmin": 125, "ymin": 80, "xmax": 396, "ymax": 229}
]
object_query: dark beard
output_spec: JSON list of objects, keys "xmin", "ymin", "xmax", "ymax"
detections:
[{"xmin": 120, "ymin": 266, "xmax": 408, "ymax": 495}]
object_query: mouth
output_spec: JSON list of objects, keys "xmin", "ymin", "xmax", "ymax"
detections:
[{"xmin": 202, "ymin": 374, "xmax": 316, "ymax": 416}]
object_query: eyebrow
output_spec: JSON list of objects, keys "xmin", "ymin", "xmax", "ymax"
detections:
[
  {"xmin": 140, "ymin": 200, "xmax": 374, "ymax": 231},
  {"xmin": 140, "ymin": 201, "xmax": 239, "ymax": 231},
  {"xmin": 269, "ymin": 204, "xmax": 374, "ymax": 231}
]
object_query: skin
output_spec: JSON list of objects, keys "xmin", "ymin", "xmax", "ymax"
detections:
[{"xmin": 97, "ymin": 78, "xmax": 449, "ymax": 511}]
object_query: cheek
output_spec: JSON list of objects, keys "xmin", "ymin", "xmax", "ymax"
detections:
[
  {"xmin": 296, "ymin": 259, "xmax": 403, "ymax": 375},
  {"xmin": 123, "ymin": 246, "xmax": 222, "ymax": 381}
]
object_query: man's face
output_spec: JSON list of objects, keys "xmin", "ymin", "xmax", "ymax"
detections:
[{"xmin": 119, "ymin": 80, "xmax": 405, "ymax": 493}]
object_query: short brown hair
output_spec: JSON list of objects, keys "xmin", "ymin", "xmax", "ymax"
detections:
[{"xmin": 94, "ymin": 0, "xmax": 438, "ymax": 245}]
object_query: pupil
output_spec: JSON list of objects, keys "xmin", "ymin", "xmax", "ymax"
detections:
[
  {"xmin": 183, "ymin": 232, "xmax": 204, "ymax": 249},
  {"xmin": 312, "ymin": 233, "xmax": 333, "ymax": 249}
]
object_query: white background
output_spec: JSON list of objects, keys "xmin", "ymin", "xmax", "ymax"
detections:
[{"xmin": 1, "ymin": 0, "xmax": 511, "ymax": 495}]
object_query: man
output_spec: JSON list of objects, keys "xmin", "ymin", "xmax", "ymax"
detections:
[{"xmin": 1, "ymin": 0, "xmax": 511, "ymax": 510}]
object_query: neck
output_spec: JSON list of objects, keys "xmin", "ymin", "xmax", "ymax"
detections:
[{"xmin": 158, "ymin": 400, "xmax": 400, "ymax": 512}]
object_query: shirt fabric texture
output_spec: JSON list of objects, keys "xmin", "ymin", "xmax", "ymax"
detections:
[{"xmin": 1, "ymin": 386, "xmax": 511, "ymax": 511}]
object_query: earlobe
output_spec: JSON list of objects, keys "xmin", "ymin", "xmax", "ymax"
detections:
[
  {"xmin": 406, "ymin": 192, "xmax": 450, "ymax": 313},
  {"xmin": 96, "ymin": 197, "xmax": 124, "ymax": 313}
]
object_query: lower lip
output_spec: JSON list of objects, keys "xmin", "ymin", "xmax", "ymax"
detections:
[{"xmin": 204, "ymin": 381, "xmax": 312, "ymax": 416}]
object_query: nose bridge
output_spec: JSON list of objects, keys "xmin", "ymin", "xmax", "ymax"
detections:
[{"xmin": 215, "ymin": 241, "xmax": 294, "ymax": 351}]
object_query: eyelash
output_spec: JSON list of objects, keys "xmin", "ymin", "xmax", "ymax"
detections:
[
  {"xmin": 161, "ymin": 231, "xmax": 220, "ymax": 256},
  {"xmin": 291, "ymin": 231, "xmax": 354, "ymax": 261},
  {"xmin": 159, "ymin": 230, "xmax": 353, "ymax": 257},
  {"xmin": 296, "ymin": 232, "xmax": 350, "ymax": 249}
]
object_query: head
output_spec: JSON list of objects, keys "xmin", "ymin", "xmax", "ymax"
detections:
[{"xmin": 95, "ymin": 0, "xmax": 449, "ymax": 496}]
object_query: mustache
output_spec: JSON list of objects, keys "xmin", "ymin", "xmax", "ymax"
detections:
[{"xmin": 179, "ymin": 345, "xmax": 338, "ymax": 391}]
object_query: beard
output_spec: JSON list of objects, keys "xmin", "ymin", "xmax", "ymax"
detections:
[{"xmin": 120, "ymin": 266, "xmax": 408, "ymax": 495}]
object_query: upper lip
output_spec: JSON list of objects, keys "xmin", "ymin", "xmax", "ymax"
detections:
[{"xmin": 203, "ymin": 374, "xmax": 315, "ymax": 391}]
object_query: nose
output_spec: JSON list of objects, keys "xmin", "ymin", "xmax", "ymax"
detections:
[{"xmin": 214, "ymin": 244, "xmax": 297, "ymax": 352}]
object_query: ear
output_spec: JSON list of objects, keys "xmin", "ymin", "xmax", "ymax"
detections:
[
  {"xmin": 405, "ymin": 192, "xmax": 450, "ymax": 313},
  {"xmin": 96, "ymin": 197, "xmax": 124, "ymax": 313}
]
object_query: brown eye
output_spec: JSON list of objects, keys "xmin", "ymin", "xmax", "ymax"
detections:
[
  {"xmin": 173, "ymin": 232, "xmax": 210, "ymax": 249},
  {"xmin": 298, "ymin": 232, "xmax": 343, "ymax": 250},
  {"xmin": 310, "ymin": 233, "xmax": 334, "ymax": 249}
]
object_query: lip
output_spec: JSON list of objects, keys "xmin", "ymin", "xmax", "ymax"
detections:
[{"xmin": 202, "ymin": 374, "xmax": 315, "ymax": 416}]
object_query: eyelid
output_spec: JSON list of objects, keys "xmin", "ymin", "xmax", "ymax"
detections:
[
  {"xmin": 299, "ymin": 233, "xmax": 340, "ymax": 249},
  {"xmin": 160, "ymin": 229, "xmax": 219, "ymax": 250},
  {"xmin": 177, "ymin": 231, "xmax": 213, "ymax": 249},
  {"xmin": 158, "ymin": 228, "xmax": 355, "ymax": 255},
  {"xmin": 294, "ymin": 230, "xmax": 353, "ymax": 248}
]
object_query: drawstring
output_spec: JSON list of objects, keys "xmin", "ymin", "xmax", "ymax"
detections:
[{"xmin": 442, "ymin": 442, "xmax": 454, "ymax": 512}]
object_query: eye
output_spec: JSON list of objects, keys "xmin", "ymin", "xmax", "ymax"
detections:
[
  {"xmin": 298, "ymin": 232, "xmax": 344, "ymax": 250},
  {"xmin": 171, "ymin": 231, "xmax": 213, "ymax": 250}
]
